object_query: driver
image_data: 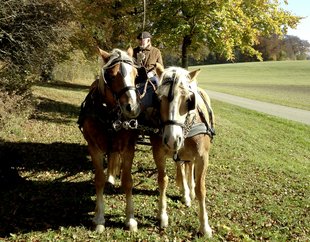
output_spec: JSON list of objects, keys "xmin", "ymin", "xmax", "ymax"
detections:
[{"xmin": 133, "ymin": 31, "xmax": 164, "ymax": 111}]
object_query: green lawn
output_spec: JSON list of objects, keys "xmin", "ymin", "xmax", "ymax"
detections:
[
  {"xmin": 0, "ymin": 75, "xmax": 309, "ymax": 241},
  {"xmin": 191, "ymin": 60, "xmax": 310, "ymax": 110}
]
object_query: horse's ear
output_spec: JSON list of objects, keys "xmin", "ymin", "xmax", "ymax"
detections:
[
  {"xmin": 189, "ymin": 69, "xmax": 201, "ymax": 83},
  {"xmin": 155, "ymin": 62, "xmax": 165, "ymax": 78},
  {"xmin": 97, "ymin": 46, "xmax": 110, "ymax": 63},
  {"xmin": 127, "ymin": 46, "xmax": 133, "ymax": 57}
]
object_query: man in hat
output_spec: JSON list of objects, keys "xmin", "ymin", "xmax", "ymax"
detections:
[{"xmin": 133, "ymin": 31, "xmax": 163, "ymax": 112}]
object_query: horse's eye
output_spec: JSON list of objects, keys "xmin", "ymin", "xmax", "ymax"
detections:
[{"xmin": 104, "ymin": 72, "xmax": 115, "ymax": 84}]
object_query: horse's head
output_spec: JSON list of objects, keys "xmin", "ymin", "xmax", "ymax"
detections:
[
  {"xmin": 98, "ymin": 47, "xmax": 140, "ymax": 119},
  {"xmin": 157, "ymin": 66, "xmax": 200, "ymax": 151}
]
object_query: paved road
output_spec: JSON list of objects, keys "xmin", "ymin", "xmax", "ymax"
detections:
[{"xmin": 206, "ymin": 90, "xmax": 310, "ymax": 125}]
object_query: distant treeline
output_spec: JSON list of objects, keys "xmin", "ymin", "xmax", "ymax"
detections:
[{"xmin": 184, "ymin": 35, "xmax": 310, "ymax": 66}]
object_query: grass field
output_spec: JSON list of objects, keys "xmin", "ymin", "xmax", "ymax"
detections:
[
  {"xmin": 0, "ymin": 61, "xmax": 309, "ymax": 241},
  {"xmin": 191, "ymin": 60, "xmax": 310, "ymax": 110}
]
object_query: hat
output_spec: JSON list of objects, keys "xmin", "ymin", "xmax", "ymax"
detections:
[{"xmin": 137, "ymin": 31, "xmax": 152, "ymax": 39}]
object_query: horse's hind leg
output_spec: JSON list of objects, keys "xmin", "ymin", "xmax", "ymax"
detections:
[
  {"xmin": 106, "ymin": 152, "xmax": 121, "ymax": 187},
  {"xmin": 176, "ymin": 162, "xmax": 192, "ymax": 207},
  {"xmin": 90, "ymin": 147, "xmax": 106, "ymax": 233},
  {"xmin": 187, "ymin": 162, "xmax": 195, "ymax": 201},
  {"xmin": 195, "ymin": 154, "xmax": 212, "ymax": 237},
  {"xmin": 121, "ymin": 147, "xmax": 137, "ymax": 231}
]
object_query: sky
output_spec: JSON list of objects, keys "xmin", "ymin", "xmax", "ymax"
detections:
[{"xmin": 281, "ymin": 0, "xmax": 310, "ymax": 43}]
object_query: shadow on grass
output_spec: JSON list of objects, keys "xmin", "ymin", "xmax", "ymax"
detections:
[
  {"xmin": 30, "ymin": 97, "xmax": 82, "ymax": 124},
  {"xmin": 0, "ymin": 179, "xmax": 94, "ymax": 237},
  {"xmin": 0, "ymin": 141, "xmax": 168, "ymax": 237},
  {"xmin": 36, "ymin": 80, "xmax": 90, "ymax": 91},
  {"xmin": 0, "ymin": 142, "xmax": 90, "ymax": 173},
  {"xmin": 0, "ymin": 141, "xmax": 93, "ymax": 236}
]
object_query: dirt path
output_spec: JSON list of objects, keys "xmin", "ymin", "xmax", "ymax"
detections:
[{"xmin": 207, "ymin": 90, "xmax": 310, "ymax": 125}]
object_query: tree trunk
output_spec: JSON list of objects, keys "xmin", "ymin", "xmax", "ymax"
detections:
[{"xmin": 181, "ymin": 35, "xmax": 192, "ymax": 69}]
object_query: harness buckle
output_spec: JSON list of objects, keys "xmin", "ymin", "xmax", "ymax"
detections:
[
  {"xmin": 122, "ymin": 119, "xmax": 138, "ymax": 130},
  {"xmin": 113, "ymin": 120, "xmax": 122, "ymax": 131},
  {"xmin": 122, "ymin": 121, "xmax": 130, "ymax": 129},
  {"xmin": 128, "ymin": 119, "xmax": 138, "ymax": 129},
  {"xmin": 113, "ymin": 119, "xmax": 138, "ymax": 131}
]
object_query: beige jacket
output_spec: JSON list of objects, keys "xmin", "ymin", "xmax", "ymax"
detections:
[{"xmin": 133, "ymin": 45, "xmax": 163, "ymax": 73}]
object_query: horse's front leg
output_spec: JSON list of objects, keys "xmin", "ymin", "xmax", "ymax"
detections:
[
  {"xmin": 187, "ymin": 162, "xmax": 196, "ymax": 201},
  {"xmin": 176, "ymin": 162, "xmax": 192, "ymax": 207},
  {"xmin": 90, "ymin": 149, "xmax": 106, "ymax": 233},
  {"xmin": 195, "ymin": 154, "xmax": 212, "ymax": 237},
  {"xmin": 121, "ymin": 146, "xmax": 137, "ymax": 231},
  {"xmin": 151, "ymin": 139, "xmax": 169, "ymax": 228}
]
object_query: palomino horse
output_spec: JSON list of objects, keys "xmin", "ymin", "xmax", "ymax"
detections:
[
  {"xmin": 150, "ymin": 66, "xmax": 215, "ymax": 237},
  {"xmin": 78, "ymin": 47, "xmax": 141, "ymax": 232},
  {"xmin": 175, "ymin": 85, "xmax": 215, "ymax": 207}
]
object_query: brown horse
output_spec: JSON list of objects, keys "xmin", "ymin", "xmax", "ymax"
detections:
[
  {"xmin": 150, "ymin": 66, "xmax": 215, "ymax": 237},
  {"xmin": 78, "ymin": 47, "xmax": 141, "ymax": 232}
]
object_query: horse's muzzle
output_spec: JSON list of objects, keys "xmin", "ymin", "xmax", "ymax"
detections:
[
  {"xmin": 121, "ymin": 103, "xmax": 141, "ymax": 119},
  {"xmin": 162, "ymin": 125, "xmax": 184, "ymax": 151}
]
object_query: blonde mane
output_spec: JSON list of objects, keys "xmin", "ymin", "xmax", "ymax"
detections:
[
  {"xmin": 98, "ymin": 48, "xmax": 135, "ymax": 95},
  {"xmin": 102, "ymin": 49, "xmax": 134, "ymax": 70},
  {"xmin": 158, "ymin": 67, "xmax": 197, "ymax": 100}
]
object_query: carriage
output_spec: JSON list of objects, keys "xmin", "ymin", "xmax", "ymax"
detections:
[{"xmin": 77, "ymin": 47, "xmax": 215, "ymax": 237}]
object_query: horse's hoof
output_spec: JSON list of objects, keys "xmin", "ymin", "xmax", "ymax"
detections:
[
  {"xmin": 159, "ymin": 213, "xmax": 169, "ymax": 228},
  {"xmin": 127, "ymin": 218, "xmax": 138, "ymax": 232},
  {"xmin": 183, "ymin": 197, "xmax": 191, "ymax": 207},
  {"xmin": 95, "ymin": 224, "xmax": 105, "ymax": 233},
  {"xmin": 107, "ymin": 175, "xmax": 116, "ymax": 185},
  {"xmin": 199, "ymin": 225, "xmax": 212, "ymax": 238}
]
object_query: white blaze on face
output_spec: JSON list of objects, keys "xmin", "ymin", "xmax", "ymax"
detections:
[
  {"xmin": 164, "ymin": 98, "xmax": 184, "ymax": 150},
  {"xmin": 163, "ymin": 77, "xmax": 187, "ymax": 151},
  {"xmin": 120, "ymin": 63, "xmax": 140, "ymax": 118},
  {"xmin": 123, "ymin": 63, "xmax": 138, "ymax": 101}
]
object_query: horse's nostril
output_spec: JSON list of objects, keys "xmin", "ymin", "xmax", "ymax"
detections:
[
  {"xmin": 163, "ymin": 136, "xmax": 168, "ymax": 145},
  {"xmin": 126, "ymin": 104, "xmax": 132, "ymax": 112},
  {"xmin": 178, "ymin": 136, "xmax": 182, "ymax": 144},
  {"xmin": 174, "ymin": 136, "xmax": 182, "ymax": 149}
]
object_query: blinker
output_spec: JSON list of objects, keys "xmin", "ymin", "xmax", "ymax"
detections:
[
  {"xmin": 103, "ymin": 62, "xmax": 127, "ymax": 85},
  {"xmin": 120, "ymin": 62, "xmax": 127, "ymax": 78},
  {"xmin": 187, "ymin": 94, "xmax": 196, "ymax": 111}
]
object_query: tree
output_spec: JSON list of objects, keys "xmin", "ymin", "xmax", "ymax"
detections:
[
  {"xmin": 283, "ymin": 35, "xmax": 310, "ymax": 60},
  {"xmin": 73, "ymin": 0, "xmax": 144, "ymax": 54},
  {"xmin": 148, "ymin": 0, "xmax": 301, "ymax": 68},
  {"xmin": 0, "ymin": 0, "xmax": 75, "ymax": 93},
  {"xmin": 253, "ymin": 35, "xmax": 310, "ymax": 61}
]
